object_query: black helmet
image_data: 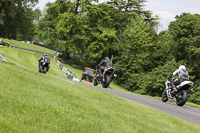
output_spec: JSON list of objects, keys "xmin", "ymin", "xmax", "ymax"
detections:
[{"xmin": 104, "ymin": 56, "xmax": 109, "ymax": 60}]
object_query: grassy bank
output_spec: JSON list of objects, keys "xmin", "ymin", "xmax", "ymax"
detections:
[
  {"xmin": 0, "ymin": 42, "xmax": 200, "ymax": 132},
  {"xmin": 2, "ymin": 39, "xmax": 199, "ymax": 109},
  {"xmin": 3, "ymin": 39, "xmax": 56, "ymax": 54}
]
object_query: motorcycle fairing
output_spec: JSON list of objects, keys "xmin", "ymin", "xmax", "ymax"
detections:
[
  {"xmin": 177, "ymin": 81, "xmax": 194, "ymax": 89},
  {"xmin": 103, "ymin": 67, "xmax": 115, "ymax": 75}
]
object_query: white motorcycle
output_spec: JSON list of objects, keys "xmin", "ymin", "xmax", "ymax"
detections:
[{"xmin": 162, "ymin": 75, "xmax": 194, "ymax": 106}]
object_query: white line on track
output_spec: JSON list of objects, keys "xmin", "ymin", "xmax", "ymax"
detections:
[{"xmin": 184, "ymin": 110, "xmax": 200, "ymax": 117}]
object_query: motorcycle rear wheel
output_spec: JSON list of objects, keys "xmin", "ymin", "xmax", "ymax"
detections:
[
  {"xmin": 176, "ymin": 90, "xmax": 188, "ymax": 106},
  {"xmin": 102, "ymin": 75, "xmax": 111, "ymax": 88}
]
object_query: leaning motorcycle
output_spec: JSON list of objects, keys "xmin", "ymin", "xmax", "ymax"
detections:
[
  {"xmin": 93, "ymin": 66, "xmax": 117, "ymax": 88},
  {"xmin": 162, "ymin": 75, "xmax": 194, "ymax": 106},
  {"xmin": 39, "ymin": 58, "xmax": 50, "ymax": 74}
]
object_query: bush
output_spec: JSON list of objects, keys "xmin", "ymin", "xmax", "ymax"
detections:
[
  {"xmin": 188, "ymin": 80, "xmax": 200, "ymax": 104},
  {"xmin": 123, "ymin": 59, "xmax": 178, "ymax": 96},
  {"xmin": 62, "ymin": 57, "xmax": 96, "ymax": 70}
]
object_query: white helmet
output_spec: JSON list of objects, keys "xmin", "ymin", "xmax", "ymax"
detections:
[{"xmin": 179, "ymin": 65, "xmax": 186, "ymax": 70}]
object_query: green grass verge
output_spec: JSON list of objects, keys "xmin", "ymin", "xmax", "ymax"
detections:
[
  {"xmin": 0, "ymin": 46, "xmax": 66, "ymax": 78},
  {"xmin": 0, "ymin": 43, "xmax": 200, "ymax": 132},
  {"xmin": 3, "ymin": 38, "xmax": 56, "ymax": 54},
  {"xmin": 61, "ymin": 63, "xmax": 84, "ymax": 79}
]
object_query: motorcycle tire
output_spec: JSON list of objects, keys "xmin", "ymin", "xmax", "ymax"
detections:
[
  {"xmin": 39, "ymin": 64, "xmax": 42, "ymax": 73},
  {"xmin": 162, "ymin": 90, "xmax": 168, "ymax": 102},
  {"xmin": 93, "ymin": 78, "xmax": 98, "ymax": 86},
  {"xmin": 176, "ymin": 90, "xmax": 188, "ymax": 106},
  {"xmin": 81, "ymin": 75, "xmax": 85, "ymax": 80},
  {"xmin": 89, "ymin": 77, "xmax": 93, "ymax": 83},
  {"xmin": 102, "ymin": 75, "xmax": 111, "ymax": 88},
  {"xmin": 43, "ymin": 67, "xmax": 47, "ymax": 74}
]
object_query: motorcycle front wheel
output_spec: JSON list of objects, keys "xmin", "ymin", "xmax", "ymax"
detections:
[
  {"xmin": 81, "ymin": 75, "xmax": 85, "ymax": 80},
  {"xmin": 93, "ymin": 78, "xmax": 98, "ymax": 86},
  {"xmin": 162, "ymin": 90, "xmax": 168, "ymax": 102},
  {"xmin": 102, "ymin": 75, "xmax": 111, "ymax": 88},
  {"xmin": 43, "ymin": 67, "xmax": 47, "ymax": 74},
  {"xmin": 89, "ymin": 77, "xmax": 93, "ymax": 83},
  {"xmin": 176, "ymin": 90, "xmax": 188, "ymax": 106}
]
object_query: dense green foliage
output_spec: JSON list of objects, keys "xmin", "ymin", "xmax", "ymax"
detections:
[
  {"xmin": 36, "ymin": 0, "xmax": 157, "ymax": 61},
  {"xmin": 116, "ymin": 13, "xmax": 200, "ymax": 104},
  {"xmin": 168, "ymin": 13, "xmax": 200, "ymax": 104},
  {"xmin": 117, "ymin": 13, "xmax": 200, "ymax": 104},
  {"xmin": 169, "ymin": 13, "xmax": 200, "ymax": 78},
  {"xmin": 0, "ymin": 0, "xmax": 12, "ymax": 25},
  {"xmin": 114, "ymin": 17, "xmax": 154, "ymax": 84},
  {"xmin": 0, "ymin": 0, "xmax": 40, "ymax": 40}
]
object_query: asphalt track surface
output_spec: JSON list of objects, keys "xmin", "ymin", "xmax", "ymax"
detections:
[
  {"xmin": 51, "ymin": 75, "xmax": 200, "ymax": 126},
  {"xmin": 9, "ymin": 45, "xmax": 55, "ymax": 56}
]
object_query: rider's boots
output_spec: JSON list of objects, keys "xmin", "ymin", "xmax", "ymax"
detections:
[{"xmin": 172, "ymin": 85, "xmax": 178, "ymax": 94}]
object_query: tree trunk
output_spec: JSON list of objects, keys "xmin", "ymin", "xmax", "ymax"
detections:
[{"xmin": 62, "ymin": 48, "xmax": 70, "ymax": 60}]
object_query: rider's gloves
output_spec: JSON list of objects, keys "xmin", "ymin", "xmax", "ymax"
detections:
[{"xmin": 167, "ymin": 73, "xmax": 173, "ymax": 79}]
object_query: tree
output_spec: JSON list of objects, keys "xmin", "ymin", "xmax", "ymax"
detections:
[
  {"xmin": 36, "ymin": 0, "xmax": 72, "ymax": 58},
  {"xmin": 84, "ymin": 4, "xmax": 117, "ymax": 60},
  {"xmin": 0, "ymin": 0, "xmax": 12, "ymax": 25},
  {"xmin": 108, "ymin": 0, "xmax": 147, "ymax": 13},
  {"xmin": 0, "ymin": 0, "xmax": 39, "ymax": 40},
  {"xmin": 168, "ymin": 13, "xmax": 200, "ymax": 79},
  {"xmin": 132, "ymin": 59, "xmax": 178, "ymax": 96},
  {"xmin": 114, "ymin": 17, "xmax": 153, "ymax": 87},
  {"xmin": 151, "ymin": 30, "xmax": 175, "ymax": 67},
  {"xmin": 54, "ymin": 0, "xmax": 94, "ymax": 59},
  {"xmin": 108, "ymin": 0, "xmax": 159, "ymax": 27},
  {"xmin": 56, "ymin": 12, "xmax": 89, "ymax": 57},
  {"xmin": 55, "ymin": 2, "xmax": 118, "ymax": 60}
]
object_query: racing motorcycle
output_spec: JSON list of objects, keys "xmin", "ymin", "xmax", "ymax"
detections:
[
  {"xmin": 162, "ymin": 74, "xmax": 194, "ymax": 106},
  {"xmin": 39, "ymin": 57, "xmax": 50, "ymax": 74},
  {"xmin": 93, "ymin": 66, "xmax": 117, "ymax": 88}
]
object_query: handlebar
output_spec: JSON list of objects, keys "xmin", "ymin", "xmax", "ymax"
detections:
[{"xmin": 167, "ymin": 73, "xmax": 173, "ymax": 80}]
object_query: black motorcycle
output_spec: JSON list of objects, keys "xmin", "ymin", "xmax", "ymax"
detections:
[
  {"xmin": 93, "ymin": 66, "xmax": 117, "ymax": 88},
  {"xmin": 162, "ymin": 75, "xmax": 194, "ymax": 106},
  {"xmin": 39, "ymin": 58, "xmax": 50, "ymax": 74}
]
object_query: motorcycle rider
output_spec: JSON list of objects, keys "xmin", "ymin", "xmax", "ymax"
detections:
[
  {"xmin": 96, "ymin": 56, "xmax": 112, "ymax": 78},
  {"xmin": 170, "ymin": 65, "xmax": 189, "ymax": 93},
  {"xmin": 39, "ymin": 53, "xmax": 50, "ymax": 70}
]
